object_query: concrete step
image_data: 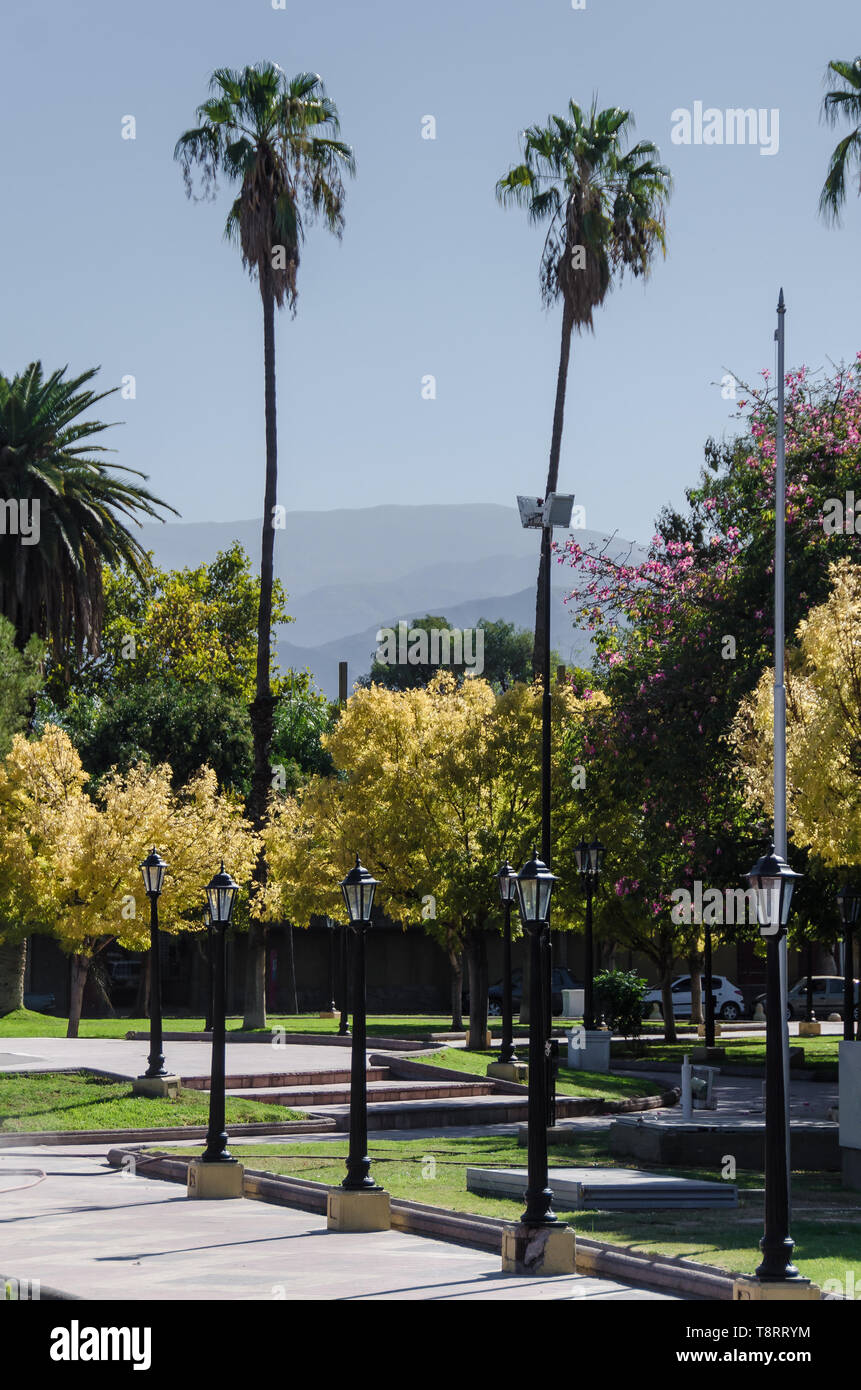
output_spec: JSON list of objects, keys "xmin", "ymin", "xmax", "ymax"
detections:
[
  {"xmin": 305, "ymin": 1093, "xmax": 597, "ymax": 1130},
  {"xmin": 226, "ymin": 1079, "xmax": 496, "ymax": 1107},
  {"xmin": 181, "ymin": 1067, "xmax": 388, "ymax": 1092}
]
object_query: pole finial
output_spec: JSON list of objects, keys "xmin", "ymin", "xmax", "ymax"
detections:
[{"xmin": 778, "ymin": 287, "xmax": 785, "ymax": 311}]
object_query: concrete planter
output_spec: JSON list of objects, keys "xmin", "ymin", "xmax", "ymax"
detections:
[{"xmin": 567, "ymin": 1026, "xmax": 611, "ymax": 1072}]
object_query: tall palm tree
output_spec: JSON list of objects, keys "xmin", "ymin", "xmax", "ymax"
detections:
[
  {"xmin": 0, "ymin": 362, "xmax": 170, "ymax": 658},
  {"xmin": 175, "ymin": 63, "xmax": 355, "ymax": 1027},
  {"xmin": 497, "ymin": 101, "xmax": 672, "ymax": 672},
  {"xmin": 820, "ymin": 57, "xmax": 861, "ymax": 222}
]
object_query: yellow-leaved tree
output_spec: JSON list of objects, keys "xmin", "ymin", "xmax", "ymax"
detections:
[
  {"xmin": 0, "ymin": 726, "xmax": 258, "ymax": 1034},
  {"xmin": 733, "ymin": 558, "xmax": 861, "ymax": 866},
  {"xmin": 262, "ymin": 674, "xmax": 599, "ymax": 1044}
]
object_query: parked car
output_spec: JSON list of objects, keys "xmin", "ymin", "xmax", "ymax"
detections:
[
  {"xmin": 642, "ymin": 974, "xmax": 746, "ymax": 1021},
  {"xmin": 23, "ymin": 991, "xmax": 56, "ymax": 1013},
  {"xmin": 464, "ymin": 966, "xmax": 582, "ymax": 1017},
  {"xmin": 754, "ymin": 975, "xmax": 860, "ymax": 1020}
]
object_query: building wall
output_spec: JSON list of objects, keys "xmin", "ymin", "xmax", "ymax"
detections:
[{"xmin": 24, "ymin": 923, "xmax": 804, "ymax": 1018}]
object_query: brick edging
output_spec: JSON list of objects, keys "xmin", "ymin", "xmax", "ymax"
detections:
[{"xmin": 105, "ymin": 1147, "xmax": 735, "ymax": 1299}]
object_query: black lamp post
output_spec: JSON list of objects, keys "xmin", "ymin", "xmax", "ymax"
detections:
[
  {"xmin": 339, "ymin": 855, "xmax": 380, "ymax": 1191},
  {"xmin": 324, "ymin": 916, "xmax": 338, "ymax": 1015},
  {"xmin": 515, "ymin": 849, "xmax": 558, "ymax": 1226},
  {"xmin": 703, "ymin": 919, "xmax": 716, "ymax": 1048},
  {"xmin": 203, "ymin": 907, "xmax": 214, "ymax": 1033},
  {"xmin": 201, "ymin": 863, "xmax": 239, "ymax": 1164},
  {"xmin": 574, "ymin": 837, "xmax": 605, "ymax": 1031},
  {"xmin": 140, "ymin": 849, "xmax": 168, "ymax": 1079},
  {"xmin": 496, "ymin": 862, "xmax": 519, "ymax": 1066},
  {"xmin": 805, "ymin": 939, "xmax": 816, "ymax": 1027},
  {"xmin": 837, "ymin": 885, "xmax": 861, "ymax": 1043},
  {"xmin": 742, "ymin": 843, "xmax": 802, "ymax": 1281}
]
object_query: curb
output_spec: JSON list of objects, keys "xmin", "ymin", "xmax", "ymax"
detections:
[
  {"xmin": 612, "ymin": 1059, "xmax": 838, "ymax": 1084},
  {"xmin": 2, "ymin": 1275, "xmax": 81, "ymax": 1301},
  {"xmin": 370, "ymin": 1051, "xmax": 679, "ymax": 1115},
  {"xmin": 105, "ymin": 1146, "xmax": 737, "ymax": 1300},
  {"xmin": 125, "ymin": 1030, "xmax": 433, "ymax": 1051},
  {"xmin": 0, "ymin": 1118, "xmax": 335, "ymax": 1148}
]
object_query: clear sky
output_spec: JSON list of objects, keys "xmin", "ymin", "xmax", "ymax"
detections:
[{"xmin": 2, "ymin": 0, "xmax": 860, "ymax": 544}]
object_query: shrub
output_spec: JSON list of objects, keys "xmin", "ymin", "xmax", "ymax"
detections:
[{"xmin": 594, "ymin": 969, "xmax": 649, "ymax": 1042}]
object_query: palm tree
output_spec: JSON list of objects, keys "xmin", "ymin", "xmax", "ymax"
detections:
[
  {"xmin": 497, "ymin": 101, "xmax": 672, "ymax": 672},
  {"xmin": 0, "ymin": 362, "xmax": 170, "ymax": 659},
  {"xmin": 820, "ymin": 57, "xmax": 861, "ymax": 222},
  {"xmin": 0, "ymin": 361, "xmax": 171, "ymax": 1016},
  {"xmin": 175, "ymin": 63, "xmax": 355, "ymax": 1028}
]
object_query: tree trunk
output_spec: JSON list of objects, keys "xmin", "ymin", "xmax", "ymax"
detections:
[
  {"xmin": 688, "ymin": 949, "xmax": 704, "ymax": 1025},
  {"xmin": 660, "ymin": 968, "xmax": 677, "ymax": 1044},
  {"xmin": 533, "ymin": 298, "xmax": 575, "ymax": 674},
  {"xmin": 67, "ymin": 954, "xmax": 90, "ymax": 1038},
  {"xmin": 135, "ymin": 953, "xmax": 151, "ymax": 1018},
  {"xmin": 0, "ymin": 938, "xmax": 26, "ymax": 1015},
  {"xmin": 466, "ymin": 928, "xmax": 489, "ymax": 1051},
  {"xmin": 244, "ymin": 268, "xmax": 280, "ymax": 1030},
  {"xmin": 448, "ymin": 947, "xmax": 463, "ymax": 1030}
]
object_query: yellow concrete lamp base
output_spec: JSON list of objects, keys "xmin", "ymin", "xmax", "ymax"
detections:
[
  {"xmin": 733, "ymin": 1276, "xmax": 821, "ymax": 1301},
  {"xmin": 327, "ymin": 1187, "xmax": 392, "ymax": 1232},
  {"xmin": 502, "ymin": 1222, "xmax": 576, "ymax": 1276},
  {"xmin": 487, "ymin": 1061, "xmax": 528, "ymax": 1084},
  {"xmin": 187, "ymin": 1159, "xmax": 245, "ymax": 1200},
  {"xmin": 132, "ymin": 1075, "xmax": 182, "ymax": 1100}
]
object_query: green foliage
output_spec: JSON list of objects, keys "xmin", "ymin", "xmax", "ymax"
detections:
[
  {"xmin": 496, "ymin": 99, "xmax": 672, "ymax": 321},
  {"xmin": 271, "ymin": 670, "xmax": 335, "ymax": 788},
  {"xmin": 52, "ymin": 542, "xmax": 289, "ymax": 706},
  {"xmin": 45, "ymin": 680, "xmax": 254, "ymax": 794},
  {"xmin": 0, "ymin": 617, "xmax": 43, "ymax": 755},
  {"xmin": 0, "ymin": 363, "xmax": 172, "ymax": 658},
  {"xmin": 174, "ymin": 63, "xmax": 355, "ymax": 312},
  {"xmin": 593, "ymin": 968, "xmax": 649, "ymax": 1039},
  {"xmin": 820, "ymin": 57, "xmax": 861, "ymax": 222}
]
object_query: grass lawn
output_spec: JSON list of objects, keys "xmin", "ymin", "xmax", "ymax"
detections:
[
  {"xmin": 415, "ymin": 1046, "xmax": 663, "ymax": 1100},
  {"xmin": 152, "ymin": 1130, "xmax": 861, "ymax": 1288},
  {"xmin": 0, "ymin": 1070, "xmax": 304, "ymax": 1132},
  {"xmin": 0, "ymin": 1008, "xmax": 580, "ymax": 1041},
  {"xmin": 618, "ymin": 1035, "xmax": 840, "ymax": 1074}
]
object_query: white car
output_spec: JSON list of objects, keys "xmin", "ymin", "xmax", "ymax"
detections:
[{"xmin": 642, "ymin": 974, "xmax": 746, "ymax": 1022}]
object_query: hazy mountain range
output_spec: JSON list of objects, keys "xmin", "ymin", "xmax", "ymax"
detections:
[{"xmin": 136, "ymin": 504, "xmax": 646, "ymax": 698}]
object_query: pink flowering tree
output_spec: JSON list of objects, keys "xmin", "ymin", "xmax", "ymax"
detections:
[{"xmin": 558, "ymin": 357, "xmax": 861, "ymax": 1031}]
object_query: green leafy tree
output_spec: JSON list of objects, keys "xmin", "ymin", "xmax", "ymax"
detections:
[
  {"xmin": 820, "ymin": 57, "xmax": 861, "ymax": 222},
  {"xmin": 0, "ymin": 363, "xmax": 172, "ymax": 661},
  {"xmin": 0, "ymin": 618, "xmax": 43, "ymax": 757},
  {"xmin": 175, "ymin": 63, "xmax": 355, "ymax": 1028},
  {"xmin": 50, "ymin": 681, "xmax": 254, "ymax": 795},
  {"xmin": 496, "ymin": 101, "xmax": 671, "ymax": 673},
  {"xmin": 53, "ymin": 543, "xmax": 289, "ymax": 706}
]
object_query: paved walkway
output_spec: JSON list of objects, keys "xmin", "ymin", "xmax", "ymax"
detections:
[
  {"xmin": 0, "ymin": 1037, "xmax": 350, "ymax": 1080},
  {"xmin": 0, "ymin": 1146, "xmax": 680, "ymax": 1301}
]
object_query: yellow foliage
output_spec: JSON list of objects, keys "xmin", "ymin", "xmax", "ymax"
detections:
[
  {"xmin": 263, "ymin": 674, "xmax": 602, "ymax": 940},
  {"xmin": 733, "ymin": 558, "xmax": 861, "ymax": 866},
  {"xmin": 0, "ymin": 726, "xmax": 258, "ymax": 952}
]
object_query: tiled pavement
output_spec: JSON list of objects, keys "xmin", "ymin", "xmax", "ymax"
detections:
[{"xmin": 0, "ymin": 1146, "xmax": 681, "ymax": 1301}]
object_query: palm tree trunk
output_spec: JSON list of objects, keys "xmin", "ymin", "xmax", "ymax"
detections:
[
  {"xmin": 533, "ymin": 299, "xmax": 575, "ymax": 674},
  {"xmin": 0, "ymin": 938, "xmax": 26, "ymax": 1015},
  {"xmin": 244, "ymin": 266, "xmax": 279, "ymax": 1030}
]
